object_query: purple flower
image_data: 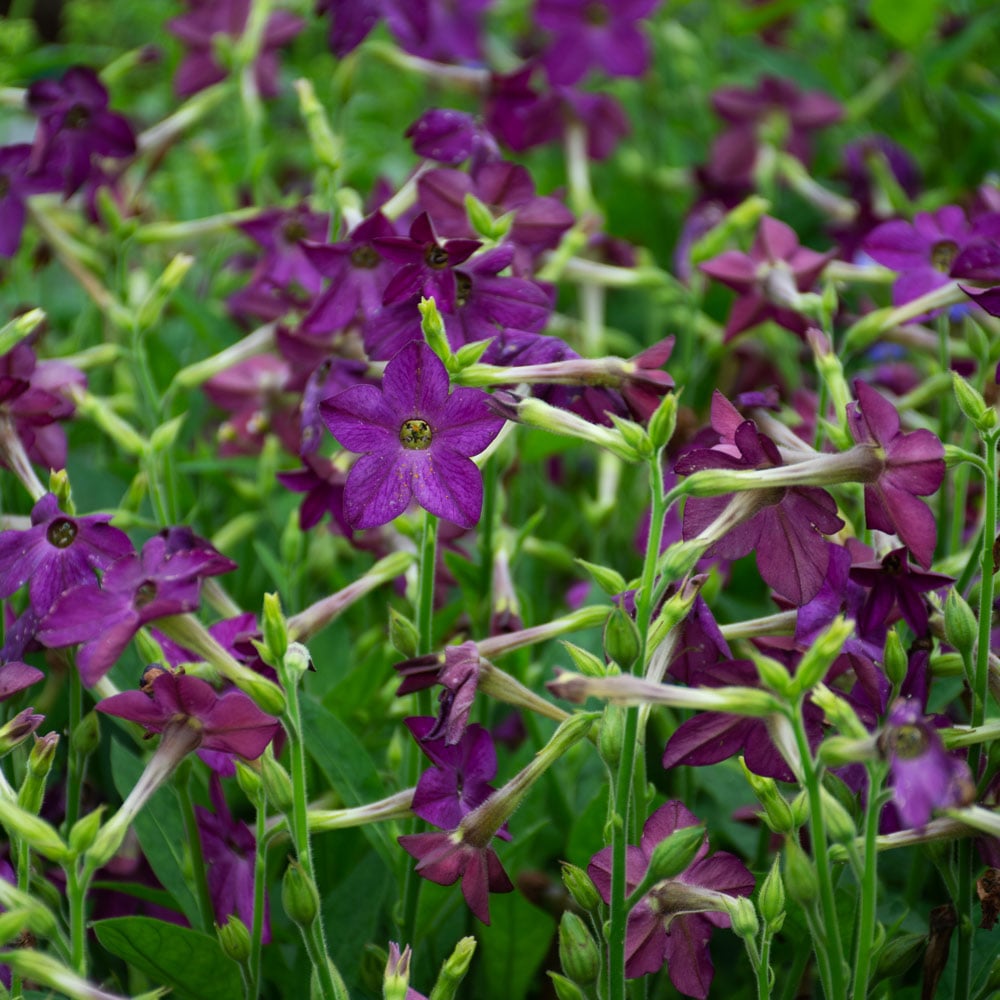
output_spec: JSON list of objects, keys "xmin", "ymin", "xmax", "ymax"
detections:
[
  {"xmin": 316, "ymin": 0, "xmax": 381, "ymax": 57},
  {"xmin": 406, "ymin": 109, "xmax": 501, "ymax": 167},
  {"xmin": 0, "ymin": 493, "xmax": 132, "ymax": 617},
  {"xmin": 535, "ymin": 0, "xmax": 661, "ymax": 86},
  {"xmin": 880, "ymin": 699, "xmax": 974, "ymax": 829},
  {"xmin": 406, "ymin": 716, "xmax": 506, "ymax": 835},
  {"xmin": 196, "ymin": 775, "xmax": 271, "ymax": 940},
  {"xmin": 375, "ymin": 213, "xmax": 481, "ymax": 312},
  {"xmin": 26, "ymin": 66, "xmax": 136, "ymax": 197},
  {"xmin": 96, "ymin": 669, "xmax": 280, "ymax": 759},
  {"xmin": 397, "ymin": 830, "xmax": 513, "ymax": 924},
  {"xmin": 862, "ymin": 205, "xmax": 1000, "ymax": 309},
  {"xmin": 846, "ymin": 380, "xmax": 946, "ymax": 568},
  {"xmin": 382, "ymin": 0, "xmax": 492, "ymax": 63},
  {"xmin": 675, "ymin": 396, "xmax": 844, "ymax": 605},
  {"xmin": 276, "ymin": 455, "xmax": 350, "ymax": 534},
  {"xmin": 320, "ymin": 341, "xmax": 505, "ymax": 529},
  {"xmin": 167, "ymin": 0, "xmax": 304, "ymax": 98},
  {"xmin": 0, "ymin": 144, "xmax": 63, "ymax": 258},
  {"xmin": 0, "ymin": 661, "xmax": 44, "ymax": 701},
  {"xmin": 698, "ymin": 216, "xmax": 835, "ymax": 341},
  {"xmin": 588, "ymin": 801, "xmax": 754, "ymax": 995},
  {"xmin": 37, "ymin": 533, "xmax": 236, "ymax": 686}
]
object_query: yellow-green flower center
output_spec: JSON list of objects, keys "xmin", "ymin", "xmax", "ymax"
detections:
[
  {"xmin": 931, "ymin": 240, "xmax": 958, "ymax": 272},
  {"xmin": 399, "ymin": 419, "xmax": 433, "ymax": 450}
]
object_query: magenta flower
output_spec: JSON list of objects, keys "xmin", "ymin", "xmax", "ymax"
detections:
[
  {"xmin": 588, "ymin": 801, "xmax": 754, "ymax": 996},
  {"xmin": 26, "ymin": 66, "xmax": 136, "ymax": 197},
  {"xmin": 0, "ymin": 493, "xmax": 132, "ymax": 618},
  {"xmin": 699, "ymin": 216, "xmax": 835, "ymax": 341},
  {"xmin": 196, "ymin": 775, "xmax": 271, "ymax": 941},
  {"xmin": 167, "ymin": 0, "xmax": 304, "ymax": 98},
  {"xmin": 382, "ymin": 0, "xmax": 492, "ymax": 63},
  {"xmin": 320, "ymin": 341, "xmax": 505, "ymax": 529},
  {"xmin": 0, "ymin": 661, "xmax": 43, "ymax": 701},
  {"xmin": 535, "ymin": 0, "xmax": 661, "ymax": 86},
  {"xmin": 96, "ymin": 669, "xmax": 280, "ymax": 759},
  {"xmin": 406, "ymin": 109, "xmax": 501, "ymax": 167},
  {"xmin": 37, "ymin": 533, "xmax": 236, "ymax": 686},
  {"xmin": 0, "ymin": 145, "xmax": 63, "ymax": 257},
  {"xmin": 316, "ymin": 0, "xmax": 381, "ymax": 57},
  {"xmin": 846, "ymin": 380, "xmax": 946, "ymax": 568}
]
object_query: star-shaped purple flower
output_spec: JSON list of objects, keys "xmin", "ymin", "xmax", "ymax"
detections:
[
  {"xmin": 320, "ymin": 341, "xmax": 505, "ymax": 529},
  {"xmin": 588, "ymin": 801, "xmax": 754, "ymax": 996}
]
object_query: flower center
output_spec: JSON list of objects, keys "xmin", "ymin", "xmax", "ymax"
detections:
[
  {"xmin": 881, "ymin": 552, "xmax": 902, "ymax": 575},
  {"xmin": 399, "ymin": 418, "xmax": 433, "ymax": 450},
  {"xmin": 931, "ymin": 240, "xmax": 958, "ymax": 272},
  {"xmin": 134, "ymin": 580, "xmax": 158, "ymax": 608},
  {"xmin": 0, "ymin": 173, "xmax": 9, "ymax": 198},
  {"xmin": 282, "ymin": 219, "xmax": 308, "ymax": 243},
  {"xmin": 584, "ymin": 1, "xmax": 609, "ymax": 24},
  {"xmin": 65, "ymin": 103, "xmax": 91, "ymax": 129},
  {"xmin": 890, "ymin": 723, "xmax": 928, "ymax": 760},
  {"xmin": 46, "ymin": 517, "xmax": 78, "ymax": 548},
  {"xmin": 425, "ymin": 245, "xmax": 450, "ymax": 269},
  {"xmin": 350, "ymin": 244, "xmax": 380, "ymax": 269},
  {"xmin": 455, "ymin": 271, "xmax": 472, "ymax": 307}
]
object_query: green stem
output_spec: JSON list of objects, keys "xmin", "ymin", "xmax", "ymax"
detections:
[
  {"xmin": 249, "ymin": 801, "xmax": 267, "ymax": 1000},
  {"xmin": 757, "ymin": 931, "xmax": 772, "ymax": 1000},
  {"xmin": 66, "ymin": 864, "xmax": 88, "ymax": 976},
  {"xmin": 851, "ymin": 764, "xmax": 887, "ymax": 999},
  {"xmin": 790, "ymin": 707, "xmax": 847, "ymax": 1000},
  {"xmin": 178, "ymin": 762, "xmax": 216, "ymax": 933},
  {"xmin": 936, "ymin": 315, "xmax": 953, "ymax": 559},
  {"xmin": 64, "ymin": 668, "xmax": 84, "ymax": 834}
]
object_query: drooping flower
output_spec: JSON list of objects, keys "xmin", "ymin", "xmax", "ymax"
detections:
[
  {"xmin": 845, "ymin": 380, "xmax": 946, "ymax": 568},
  {"xmin": 0, "ymin": 492, "xmax": 132, "ymax": 618},
  {"xmin": 320, "ymin": 340, "xmax": 505, "ymax": 529},
  {"xmin": 26, "ymin": 66, "xmax": 136, "ymax": 197},
  {"xmin": 96, "ymin": 669, "xmax": 280, "ymax": 759},
  {"xmin": 588, "ymin": 801, "xmax": 755, "ymax": 995}
]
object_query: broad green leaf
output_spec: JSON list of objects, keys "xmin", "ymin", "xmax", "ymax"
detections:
[
  {"xmin": 476, "ymin": 891, "xmax": 555, "ymax": 1000},
  {"xmin": 93, "ymin": 916, "xmax": 243, "ymax": 1000},
  {"xmin": 109, "ymin": 737, "xmax": 200, "ymax": 927},
  {"xmin": 870, "ymin": 0, "xmax": 940, "ymax": 47}
]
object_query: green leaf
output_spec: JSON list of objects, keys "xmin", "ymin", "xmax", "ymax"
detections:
[
  {"xmin": 870, "ymin": 0, "xmax": 941, "ymax": 47},
  {"xmin": 299, "ymin": 694, "xmax": 395, "ymax": 868},
  {"xmin": 109, "ymin": 737, "xmax": 200, "ymax": 927},
  {"xmin": 476, "ymin": 891, "xmax": 555, "ymax": 1000},
  {"xmin": 93, "ymin": 916, "xmax": 243, "ymax": 1000}
]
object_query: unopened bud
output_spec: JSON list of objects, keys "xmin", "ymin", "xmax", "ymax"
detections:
[
  {"xmin": 260, "ymin": 748, "xmax": 294, "ymax": 814},
  {"xmin": 71, "ymin": 710, "xmax": 100, "ymax": 759},
  {"xmin": 235, "ymin": 759, "xmax": 264, "ymax": 804},
  {"xmin": 0, "ymin": 709, "xmax": 43, "ymax": 756},
  {"xmin": 28, "ymin": 730, "xmax": 60, "ymax": 778},
  {"xmin": 575, "ymin": 559, "xmax": 627, "ymax": 597},
  {"xmin": 419, "ymin": 297, "xmax": 452, "ymax": 365},
  {"xmin": 819, "ymin": 787, "xmax": 857, "ymax": 844},
  {"xmin": 872, "ymin": 931, "xmax": 925, "ymax": 983},
  {"xmin": 217, "ymin": 915, "xmax": 252, "ymax": 964},
  {"xmin": 739, "ymin": 759, "xmax": 795, "ymax": 834},
  {"xmin": 953, "ymin": 372, "xmax": 997, "ymax": 431},
  {"xmin": 884, "ymin": 629, "xmax": 907, "ymax": 687},
  {"xmin": 597, "ymin": 704, "xmax": 624, "ymax": 768},
  {"xmin": 233, "ymin": 670, "xmax": 287, "ymax": 717},
  {"xmin": 279, "ymin": 642, "xmax": 311, "ymax": 691},
  {"xmin": 282, "ymin": 859, "xmax": 319, "ymax": 927},
  {"xmin": 790, "ymin": 616, "xmax": 853, "ymax": 696},
  {"xmin": 810, "ymin": 683, "xmax": 870, "ymax": 740},
  {"xmin": 558, "ymin": 912, "xmax": 599, "ymax": 985},
  {"xmin": 389, "ymin": 607, "xmax": 419, "ymax": 659},
  {"xmin": 753, "ymin": 652, "xmax": 793, "ymax": 698},
  {"xmin": 944, "ymin": 588, "xmax": 977, "ymax": 663},
  {"xmin": 645, "ymin": 824, "xmax": 705, "ymax": 882},
  {"xmin": 262, "ymin": 592, "xmax": 289, "ymax": 665},
  {"xmin": 548, "ymin": 972, "xmax": 585, "ymax": 1000},
  {"xmin": 429, "ymin": 935, "xmax": 476, "ymax": 1000},
  {"xmin": 69, "ymin": 807, "xmax": 105, "ymax": 855},
  {"xmin": 560, "ymin": 863, "xmax": 602, "ymax": 913},
  {"xmin": 603, "ymin": 606, "xmax": 641, "ymax": 669},
  {"xmin": 648, "ymin": 393, "xmax": 677, "ymax": 450},
  {"xmin": 728, "ymin": 896, "xmax": 759, "ymax": 940},
  {"xmin": 609, "ymin": 414, "xmax": 652, "ymax": 460},
  {"xmin": 384, "ymin": 941, "xmax": 411, "ymax": 1000},
  {"xmin": 560, "ymin": 641, "xmax": 610, "ymax": 678},
  {"xmin": 783, "ymin": 839, "xmax": 818, "ymax": 906},
  {"xmin": 759, "ymin": 855, "xmax": 785, "ymax": 931}
]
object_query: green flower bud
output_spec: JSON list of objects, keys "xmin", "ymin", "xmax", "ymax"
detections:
[
  {"xmin": 217, "ymin": 915, "xmax": 252, "ymax": 965},
  {"xmin": 575, "ymin": 559, "xmax": 627, "ymax": 597},
  {"xmin": 429, "ymin": 935, "xmax": 476, "ymax": 1000},
  {"xmin": 883, "ymin": 629, "xmax": 907, "ymax": 687},
  {"xmin": 753, "ymin": 651, "xmax": 793, "ymax": 698},
  {"xmin": 603, "ymin": 606, "xmax": 641, "ymax": 670},
  {"xmin": 282, "ymin": 859, "xmax": 320, "ymax": 927},
  {"xmin": 818, "ymin": 735, "xmax": 878, "ymax": 767},
  {"xmin": 790, "ymin": 616, "xmax": 853, "ymax": 697},
  {"xmin": 232, "ymin": 670, "xmax": 287, "ymax": 717},
  {"xmin": 952, "ymin": 372, "xmax": 997, "ymax": 431},
  {"xmin": 262, "ymin": 592, "xmax": 289, "ymax": 666},
  {"xmin": 819, "ymin": 787, "xmax": 857, "ymax": 844},
  {"xmin": 790, "ymin": 792, "xmax": 810, "ymax": 829},
  {"xmin": 872, "ymin": 931, "xmax": 925, "ymax": 984},
  {"xmin": 645, "ymin": 824, "xmax": 705, "ymax": 882},
  {"xmin": 150, "ymin": 415, "xmax": 185, "ymax": 453},
  {"xmin": 739, "ymin": 760, "xmax": 795, "ymax": 834},
  {"xmin": 810, "ymin": 682, "xmax": 870, "ymax": 740},
  {"xmin": 452, "ymin": 338, "xmax": 493, "ymax": 370},
  {"xmin": 560, "ymin": 640, "xmax": 610, "ymax": 678},
  {"xmin": 759, "ymin": 855, "xmax": 785, "ymax": 932},
  {"xmin": 389, "ymin": 607, "xmax": 420, "ymax": 659},
  {"xmin": 295, "ymin": 78, "xmax": 342, "ymax": 170},
  {"xmin": 71, "ymin": 710, "xmax": 100, "ymax": 759},
  {"xmin": 419, "ymin": 297, "xmax": 452, "ymax": 366},
  {"xmin": 136, "ymin": 253, "xmax": 194, "ymax": 330},
  {"xmin": 465, "ymin": 193, "xmax": 498, "ymax": 239},
  {"xmin": 648, "ymin": 393, "xmax": 677, "ymax": 451},
  {"xmin": 609, "ymin": 414, "xmax": 653, "ymax": 460},
  {"xmin": 728, "ymin": 896, "xmax": 759, "ymax": 940},
  {"xmin": 260, "ymin": 748, "xmax": 294, "ymax": 814},
  {"xmin": 27, "ymin": 731, "xmax": 60, "ymax": 781},
  {"xmin": 558, "ymin": 912, "xmax": 599, "ymax": 985},
  {"xmin": 597, "ymin": 704, "xmax": 625, "ymax": 768},
  {"xmin": 0, "ymin": 307, "xmax": 45, "ymax": 356},
  {"xmin": 548, "ymin": 972, "xmax": 585, "ymax": 1000},
  {"xmin": 560, "ymin": 863, "xmax": 602, "ymax": 913},
  {"xmin": 383, "ymin": 942, "xmax": 411, "ymax": 1000},
  {"xmin": 844, "ymin": 306, "xmax": 894, "ymax": 352},
  {"xmin": 234, "ymin": 759, "xmax": 264, "ymax": 805},
  {"xmin": 48, "ymin": 468, "xmax": 74, "ymax": 513},
  {"xmin": 783, "ymin": 839, "xmax": 818, "ymax": 906},
  {"xmin": 278, "ymin": 641, "xmax": 311, "ymax": 692},
  {"xmin": 1, "ymin": 799, "xmax": 72, "ymax": 863},
  {"xmin": 944, "ymin": 588, "xmax": 977, "ymax": 664},
  {"xmin": 69, "ymin": 807, "xmax": 105, "ymax": 855}
]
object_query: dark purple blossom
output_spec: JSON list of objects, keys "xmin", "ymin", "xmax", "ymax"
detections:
[
  {"xmin": 321, "ymin": 341, "xmax": 505, "ymax": 529},
  {"xmin": 276, "ymin": 455, "xmax": 350, "ymax": 534},
  {"xmin": 26, "ymin": 66, "xmax": 136, "ymax": 197},
  {"xmin": 38, "ymin": 534, "xmax": 236, "ymax": 686},
  {"xmin": 535, "ymin": 0, "xmax": 661, "ymax": 86},
  {"xmin": 0, "ymin": 493, "xmax": 132, "ymax": 618},
  {"xmin": 846, "ymin": 380, "xmax": 946, "ymax": 568},
  {"xmin": 167, "ymin": 0, "xmax": 304, "ymax": 98},
  {"xmin": 698, "ymin": 216, "xmax": 835, "ymax": 341},
  {"xmin": 316, "ymin": 0, "xmax": 381, "ymax": 57},
  {"xmin": 588, "ymin": 801, "xmax": 755, "ymax": 995},
  {"xmin": 196, "ymin": 775, "xmax": 271, "ymax": 940},
  {"xmin": 382, "ymin": 0, "xmax": 492, "ymax": 63},
  {"xmin": 0, "ymin": 145, "xmax": 63, "ymax": 258},
  {"xmin": 0, "ymin": 661, "xmax": 44, "ymax": 701},
  {"xmin": 406, "ymin": 109, "xmax": 501, "ymax": 167},
  {"xmin": 96, "ymin": 669, "xmax": 280, "ymax": 759},
  {"xmin": 880, "ymin": 699, "xmax": 974, "ymax": 829}
]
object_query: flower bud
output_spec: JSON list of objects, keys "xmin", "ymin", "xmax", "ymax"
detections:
[
  {"xmin": 728, "ymin": 896, "xmax": 759, "ymax": 940},
  {"xmin": 136, "ymin": 253, "xmax": 194, "ymax": 330},
  {"xmin": 783, "ymin": 839, "xmax": 818, "ymax": 906},
  {"xmin": 235, "ymin": 759, "xmax": 264, "ymax": 804},
  {"xmin": 883, "ymin": 629, "xmax": 907, "ymax": 687},
  {"xmin": 819, "ymin": 787, "xmax": 857, "ymax": 844},
  {"xmin": 548, "ymin": 972, "xmax": 585, "ymax": 1000},
  {"xmin": 419, "ymin": 297, "xmax": 452, "ymax": 366},
  {"xmin": 1, "ymin": 798, "xmax": 72, "ymax": 863},
  {"xmin": 150, "ymin": 415, "xmax": 185, "ymax": 453},
  {"xmin": 575, "ymin": 559, "xmax": 627, "ymax": 597},
  {"xmin": 597, "ymin": 704, "xmax": 625, "ymax": 768},
  {"xmin": 560, "ymin": 863, "xmax": 602, "ymax": 913},
  {"xmin": 759, "ymin": 855, "xmax": 786, "ymax": 932},
  {"xmin": 27, "ymin": 730, "xmax": 60, "ymax": 780},
  {"xmin": 217, "ymin": 915, "xmax": 252, "ymax": 965},
  {"xmin": 944, "ymin": 588, "xmax": 977, "ymax": 664},
  {"xmin": 465, "ymin": 193, "xmax": 499, "ymax": 239},
  {"xmin": 233, "ymin": 670, "xmax": 287, "ymax": 717},
  {"xmin": 278, "ymin": 642, "xmax": 311, "ymax": 692},
  {"xmin": 753, "ymin": 652, "xmax": 793, "ymax": 699},
  {"xmin": 648, "ymin": 393, "xmax": 677, "ymax": 450},
  {"xmin": 609, "ymin": 414, "xmax": 653, "ymax": 460},
  {"xmin": 952, "ymin": 372, "xmax": 997, "ymax": 431},
  {"xmin": 389, "ymin": 607, "xmax": 419, "ymax": 659},
  {"xmin": 69, "ymin": 708, "xmax": 100, "ymax": 759},
  {"xmin": 282, "ymin": 859, "xmax": 319, "ymax": 927},
  {"xmin": 790, "ymin": 616, "xmax": 853, "ymax": 697},
  {"xmin": 739, "ymin": 759, "xmax": 795, "ymax": 834},
  {"xmin": 383, "ymin": 941, "xmax": 411, "ymax": 1000},
  {"xmin": 645, "ymin": 824, "xmax": 705, "ymax": 882},
  {"xmin": 0, "ymin": 709, "xmax": 43, "ymax": 756},
  {"xmin": 429, "ymin": 935, "xmax": 476, "ymax": 1000},
  {"xmin": 872, "ymin": 931, "xmax": 925, "ymax": 983},
  {"xmin": 810, "ymin": 682, "xmax": 870, "ymax": 740},
  {"xmin": 560, "ymin": 641, "xmax": 610, "ymax": 678},
  {"xmin": 69, "ymin": 807, "xmax": 105, "ymax": 855},
  {"xmin": 262, "ymin": 592, "xmax": 289, "ymax": 666},
  {"xmin": 295, "ymin": 78, "xmax": 342, "ymax": 170},
  {"xmin": 603, "ymin": 606, "xmax": 641, "ymax": 669},
  {"xmin": 558, "ymin": 912, "xmax": 599, "ymax": 985},
  {"xmin": 260, "ymin": 748, "xmax": 294, "ymax": 814}
]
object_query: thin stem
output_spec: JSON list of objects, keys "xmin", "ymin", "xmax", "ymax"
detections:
[
  {"xmin": 177, "ymin": 763, "xmax": 216, "ymax": 933},
  {"xmin": 249, "ymin": 799, "xmax": 268, "ymax": 1000},
  {"xmin": 757, "ymin": 931, "xmax": 773, "ymax": 1000},
  {"xmin": 63, "ymin": 668, "xmax": 84, "ymax": 834},
  {"xmin": 851, "ymin": 763, "xmax": 887, "ymax": 999},
  {"xmin": 790, "ymin": 706, "xmax": 847, "ymax": 1000},
  {"xmin": 936, "ymin": 315, "xmax": 954, "ymax": 558},
  {"xmin": 66, "ymin": 864, "xmax": 88, "ymax": 976}
]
